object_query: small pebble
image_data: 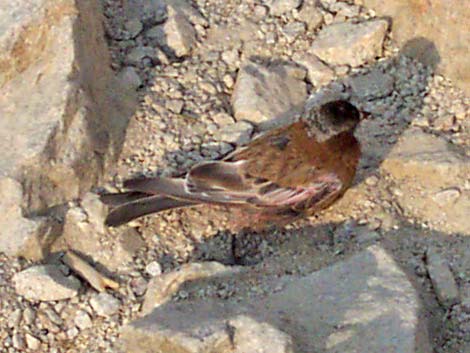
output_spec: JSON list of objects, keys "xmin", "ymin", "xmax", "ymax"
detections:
[
  {"xmin": 90, "ymin": 293, "xmax": 121, "ymax": 317},
  {"xmin": 74, "ymin": 310, "xmax": 93, "ymax": 330},
  {"xmin": 365, "ymin": 175, "xmax": 379, "ymax": 186},
  {"xmin": 22, "ymin": 307, "xmax": 36, "ymax": 326},
  {"xmin": 433, "ymin": 188, "xmax": 461, "ymax": 206},
  {"xmin": 146, "ymin": 261, "xmax": 163, "ymax": 277},
  {"xmin": 67, "ymin": 327, "xmax": 79, "ymax": 339},
  {"xmin": 25, "ymin": 333, "xmax": 41, "ymax": 350}
]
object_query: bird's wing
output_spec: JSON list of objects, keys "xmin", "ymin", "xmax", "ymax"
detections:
[{"xmin": 123, "ymin": 162, "xmax": 342, "ymax": 208}]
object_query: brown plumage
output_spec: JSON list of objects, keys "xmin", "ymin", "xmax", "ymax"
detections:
[{"xmin": 101, "ymin": 100, "xmax": 363, "ymax": 227}]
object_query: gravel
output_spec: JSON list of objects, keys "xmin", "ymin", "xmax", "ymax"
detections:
[{"xmin": 0, "ymin": 0, "xmax": 469, "ymax": 352}]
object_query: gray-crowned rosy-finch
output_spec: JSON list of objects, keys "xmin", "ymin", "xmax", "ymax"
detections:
[{"xmin": 101, "ymin": 100, "xmax": 364, "ymax": 227}]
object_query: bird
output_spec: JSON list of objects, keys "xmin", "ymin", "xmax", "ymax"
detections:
[{"xmin": 100, "ymin": 100, "xmax": 364, "ymax": 228}]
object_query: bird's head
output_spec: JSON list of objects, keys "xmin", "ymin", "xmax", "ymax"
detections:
[{"xmin": 305, "ymin": 100, "xmax": 362, "ymax": 141}]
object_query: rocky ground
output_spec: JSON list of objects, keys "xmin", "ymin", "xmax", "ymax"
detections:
[{"xmin": 1, "ymin": 0, "xmax": 469, "ymax": 352}]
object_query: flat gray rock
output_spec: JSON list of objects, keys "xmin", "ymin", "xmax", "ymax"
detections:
[
  {"xmin": 311, "ymin": 19, "xmax": 389, "ymax": 67},
  {"xmin": 122, "ymin": 246, "xmax": 430, "ymax": 352},
  {"xmin": 13, "ymin": 265, "xmax": 81, "ymax": 301},
  {"xmin": 232, "ymin": 60, "xmax": 307, "ymax": 129},
  {"xmin": 349, "ymin": 69, "xmax": 395, "ymax": 100}
]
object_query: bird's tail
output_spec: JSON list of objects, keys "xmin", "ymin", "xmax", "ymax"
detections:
[{"xmin": 100, "ymin": 193, "xmax": 196, "ymax": 227}]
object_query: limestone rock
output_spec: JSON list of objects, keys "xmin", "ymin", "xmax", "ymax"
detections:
[
  {"xmin": 0, "ymin": 0, "xmax": 136, "ymax": 245},
  {"xmin": 214, "ymin": 121, "xmax": 254, "ymax": 145},
  {"xmin": 13, "ymin": 265, "xmax": 81, "ymax": 301},
  {"xmin": 293, "ymin": 52, "xmax": 334, "ymax": 87},
  {"xmin": 167, "ymin": 0, "xmax": 207, "ymax": 27},
  {"xmin": 232, "ymin": 61, "xmax": 307, "ymax": 129},
  {"xmin": 122, "ymin": 306, "xmax": 293, "ymax": 353},
  {"xmin": 146, "ymin": 2, "xmax": 199, "ymax": 58},
  {"xmin": 231, "ymin": 316, "xmax": 294, "ymax": 353},
  {"xmin": 329, "ymin": 2, "xmax": 360, "ymax": 18},
  {"xmin": 74, "ymin": 310, "xmax": 93, "ymax": 330},
  {"xmin": 381, "ymin": 128, "xmax": 470, "ymax": 234},
  {"xmin": 264, "ymin": 245, "xmax": 429, "ymax": 352},
  {"xmin": 311, "ymin": 20, "xmax": 389, "ymax": 67},
  {"xmin": 267, "ymin": 0, "xmax": 302, "ymax": 16},
  {"xmin": 123, "ymin": 246, "xmax": 430, "ymax": 352},
  {"xmin": 161, "ymin": 5, "xmax": 197, "ymax": 57},
  {"xmin": 25, "ymin": 333, "xmax": 41, "ymax": 350},
  {"xmin": 295, "ymin": 1, "xmax": 323, "ymax": 31},
  {"xmin": 281, "ymin": 22, "xmax": 306, "ymax": 43},
  {"xmin": 145, "ymin": 261, "xmax": 163, "ymax": 277},
  {"xmin": 363, "ymin": 0, "xmax": 470, "ymax": 95},
  {"xmin": 90, "ymin": 293, "xmax": 121, "ymax": 317},
  {"xmin": 60, "ymin": 193, "xmax": 144, "ymax": 271},
  {"xmin": 212, "ymin": 112, "xmax": 236, "ymax": 126}
]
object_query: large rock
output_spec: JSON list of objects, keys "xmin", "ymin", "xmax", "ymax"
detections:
[
  {"xmin": 363, "ymin": 0, "xmax": 470, "ymax": 95},
  {"xmin": 381, "ymin": 128, "xmax": 470, "ymax": 234},
  {"xmin": 0, "ymin": 0, "xmax": 136, "ymax": 258},
  {"xmin": 122, "ymin": 304, "xmax": 294, "ymax": 353},
  {"xmin": 231, "ymin": 60, "xmax": 307, "ymax": 129},
  {"xmin": 311, "ymin": 20, "xmax": 389, "ymax": 67},
  {"xmin": 121, "ymin": 246, "xmax": 431, "ymax": 352},
  {"xmin": 263, "ymin": 245, "xmax": 430, "ymax": 352}
]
